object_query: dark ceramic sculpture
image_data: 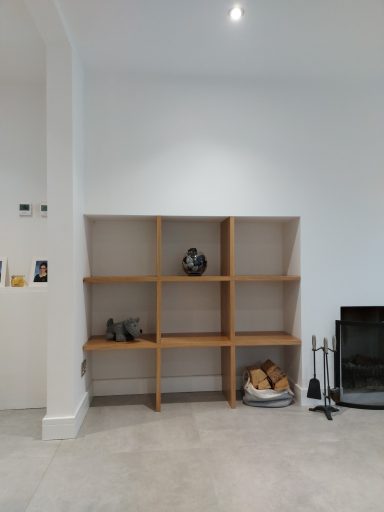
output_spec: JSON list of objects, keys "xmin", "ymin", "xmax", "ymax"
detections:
[
  {"xmin": 106, "ymin": 317, "xmax": 142, "ymax": 342},
  {"xmin": 182, "ymin": 248, "xmax": 207, "ymax": 276}
]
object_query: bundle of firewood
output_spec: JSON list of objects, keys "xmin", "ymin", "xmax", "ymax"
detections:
[{"xmin": 247, "ymin": 359, "xmax": 289, "ymax": 391}]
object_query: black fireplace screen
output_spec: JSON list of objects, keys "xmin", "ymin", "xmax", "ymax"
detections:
[{"xmin": 335, "ymin": 314, "xmax": 384, "ymax": 409}]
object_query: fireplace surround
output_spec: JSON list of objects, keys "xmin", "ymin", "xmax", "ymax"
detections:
[{"xmin": 335, "ymin": 307, "xmax": 384, "ymax": 409}]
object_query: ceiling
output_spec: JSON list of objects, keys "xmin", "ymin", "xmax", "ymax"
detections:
[
  {"xmin": 57, "ymin": 0, "xmax": 384, "ymax": 79},
  {"xmin": 1, "ymin": 0, "xmax": 384, "ymax": 83}
]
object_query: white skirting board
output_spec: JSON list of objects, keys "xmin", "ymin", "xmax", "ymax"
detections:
[
  {"xmin": 42, "ymin": 391, "xmax": 90, "ymax": 440},
  {"xmin": 41, "ymin": 381, "xmax": 309, "ymax": 440},
  {"xmin": 294, "ymin": 383, "xmax": 327, "ymax": 407},
  {"xmin": 92, "ymin": 375, "xmax": 304, "ymax": 403},
  {"xmin": 92, "ymin": 375, "xmax": 224, "ymax": 396}
]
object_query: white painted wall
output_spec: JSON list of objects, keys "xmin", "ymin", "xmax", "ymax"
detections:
[
  {"xmin": 85, "ymin": 75, "xmax": 384, "ymax": 396},
  {"xmin": 0, "ymin": 83, "xmax": 47, "ymax": 409},
  {"xmin": 0, "ymin": 288, "xmax": 47, "ymax": 409},
  {"xmin": 0, "ymin": 84, "xmax": 47, "ymax": 278}
]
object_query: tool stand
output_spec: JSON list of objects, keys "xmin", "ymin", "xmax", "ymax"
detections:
[{"xmin": 309, "ymin": 337, "xmax": 339, "ymax": 420}]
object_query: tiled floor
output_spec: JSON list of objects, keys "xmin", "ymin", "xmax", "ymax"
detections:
[{"xmin": 1, "ymin": 395, "xmax": 384, "ymax": 512}]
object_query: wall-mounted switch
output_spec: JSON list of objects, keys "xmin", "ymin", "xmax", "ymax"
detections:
[
  {"xmin": 40, "ymin": 203, "xmax": 47, "ymax": 217},
  {"xmin": 19, "ymin": 203, "xmax": 32, "ymax": 216}
]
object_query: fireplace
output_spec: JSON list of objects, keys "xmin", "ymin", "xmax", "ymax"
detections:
[{"xmin": 335, "ymin": 307, "xmax": 384, "ymax": 409}]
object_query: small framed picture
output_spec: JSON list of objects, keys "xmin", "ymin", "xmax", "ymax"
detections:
[
  {"xmin": 30, "ymin": 259, "xmax": 48, "ymax": 286},
  {"xmin": 0, "ymin": 257, "xmax": 7, "ymax": 287}
]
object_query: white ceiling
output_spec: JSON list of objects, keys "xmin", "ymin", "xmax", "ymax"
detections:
[
  {"xmin": 1, "ymin": 0, "xmax": 384, "ymax": 82},
  {"xmin": 57, "ymin": 0, "xmax": 384, "ymax": 79}
]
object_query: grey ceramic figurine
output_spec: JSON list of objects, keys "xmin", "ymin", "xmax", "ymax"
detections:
[{"xmin": 106, "ymin": 317, "xmax": 142, "ymax": 342}]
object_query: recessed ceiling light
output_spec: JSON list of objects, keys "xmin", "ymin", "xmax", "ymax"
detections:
[{"xmin": 228, "ymin": 6, "xmax": 244, "ymax": 21}]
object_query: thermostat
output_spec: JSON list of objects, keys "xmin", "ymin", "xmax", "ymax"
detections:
[
  {"xmin": 40, "ymin": 203, "xmax": 47, "ymax": 217},
  {"xmin": 19, "ymin": 203, "xmax": 32, "ymax": 216}
]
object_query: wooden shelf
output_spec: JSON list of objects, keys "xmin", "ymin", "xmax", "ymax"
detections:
[
  {"xmin": 235, "ymin": 331, "xmax": 301, "ymax": 346},
  {"xmin": 160, "ymin": 275, "xmax": 230, "ymax": 282},
  {"xmin": 83, "ymin": 275, "xmax": 157, "ymax": 284},
  {"xmin": 84, "ymin": 275, "xmax": 300, "ymax": 283},
  {"xmin": 84, "ymin": 332, "xmax": 300, "ymax": 350},
  {"xmin": 161, "ymin": 333, "xmax": 231, "ymax": 347},
  {"xmin": 235, "ymin": 275, "xmax": 300, "ymax": 282},
  {"xmin": 83, "ymin": 334, "xmax": 157, "ymax": 351}
]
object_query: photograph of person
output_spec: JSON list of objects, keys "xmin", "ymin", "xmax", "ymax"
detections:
[{"xmin": 33, "ymin": 261, "xmax": 48, "ymax": 282}]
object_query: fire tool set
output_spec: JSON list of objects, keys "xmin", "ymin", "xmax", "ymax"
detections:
[{"xmin": 307, "ymin": 335, "xmax": 339, "ymax": 420}]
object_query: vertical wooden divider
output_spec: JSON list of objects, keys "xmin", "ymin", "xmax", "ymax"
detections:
[
  {"xmin": 155, "ymin": 346, "xmax": 161, "ymax": 412},
  {"xmin": 220, "ymin": 217, "xmax": 236, "ymax": 408},
  {"xmin": 155, "ymin": 216, "xmax": 162, "ymax": 411}
]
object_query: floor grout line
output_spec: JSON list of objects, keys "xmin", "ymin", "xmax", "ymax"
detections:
[{"xmin": 23, "ymin": 440, "xmax": 62, "ymax": 512}]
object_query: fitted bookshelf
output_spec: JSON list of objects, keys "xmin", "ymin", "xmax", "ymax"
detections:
[{"xmin": 83, "ymin": 215, "xmax": 301, "ymax": 411}]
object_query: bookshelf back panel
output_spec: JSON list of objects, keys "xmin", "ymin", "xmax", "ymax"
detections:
[
  {"xmin": 162, "ymin": 282, "xmax": 222, "ymax": 333},
  {"xmin": 162, "ymin": 348, "xmax": 221, "ymax": 376},
  {"xmin": 92, "ymin": 350, "xmax": 156, "ymax": 380},
  {"xmin": 235, "ymin": 282, "xmax": 284, "ymax": 332},
  {"xmin": 91, "ymin": 283, "xmax": 157, "ymax": 335},
  {"xmin": 235, "ymin": 220, "xmax": 283, "ymax": 275},
  {"xmin": 235, "ymin": 218, "xmax": 300, "ymax": 276},
  {"xmin": 91, "ymin": 218, "xmax": 157, "ymax": 275}
]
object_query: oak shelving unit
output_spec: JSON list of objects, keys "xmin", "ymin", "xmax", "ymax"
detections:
[{"xmin": 83, "ymin": 215, "xmax": 301, "ymax": 411}]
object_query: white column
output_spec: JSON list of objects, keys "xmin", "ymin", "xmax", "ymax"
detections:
[{"xmin": 26, "ymin": 0, "xmax": 90, "ymax": 439}]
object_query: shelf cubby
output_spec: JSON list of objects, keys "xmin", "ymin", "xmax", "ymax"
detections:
[
  {"xmin": 234, "ymin": 217, "xmax": 300, "ymax": 277},
  {"xmin": 161, "ymin": 281, "xmax": 223, "ymax": 337},
  {"xmin": 161, "ymin": 216, "xmax": 231, "ymax": 276},
  {"xmin": 88, "ymin": 216, "xmax": 157, "ymax": 277}
]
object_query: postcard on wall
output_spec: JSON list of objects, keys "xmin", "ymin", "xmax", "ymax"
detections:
[
  {"xmin": 29, "ymin": 258, "xmax": 48, "ymax": 286},
  {"xmin": 0, "ymin": 257, "xmax": 7, "ymax": 287}
]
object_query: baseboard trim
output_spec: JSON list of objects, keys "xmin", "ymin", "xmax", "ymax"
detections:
[
  {"xmin": 294, "ymin": 383, "xmax": 324, "ymax": 406},
  {"xmin": 92, "ymin": 375, "xmax": 223, "ymax": 396},
  {"xmin": 93, "ymin": 377, "xmax": 309, "ymax": 403},
  {"xmin": 42, "ymin": 391, "xmax": 90, "ymax": 440}
]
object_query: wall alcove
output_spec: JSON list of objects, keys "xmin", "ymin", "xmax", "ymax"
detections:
[{"xmin": 83, "ymin": 215, "xmax": 301, "ymax": 410}]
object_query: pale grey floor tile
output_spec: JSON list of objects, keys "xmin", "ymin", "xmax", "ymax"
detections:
[
  {"xmin": 80, "ymin": 404, "xmax": 162, "ymax": 435},
  {"xmin": 0, "ymin": 409, "xmax": 60, "ymax": 512},
  {"xmin": 202, "ymin": 440, "xmax": 378, "ymax": 512},
  {"xmin": 26, "ymin": 448, "xmax": 219, "ymax": 512},
  {"xmin": 0, "ymin": 408, "xmax": 46, "ymax": 439},
  {"xmin": 71, "ymin": 409, "xmax": 200, "ymax": 456},
  {"xmin": 0, "ymin": 454, "xmax": 58, "ymax": 512},
  {"xmin": 25, "ymin": 451, "xmax": 141, "ymax": 512},
  {"xmin": 2, "ymin": 402, "xmax": 384, "ymax": 512},
  {"xmin": 130, "ymin": 449, "xmax": 219, "ymax": 512},
  {"xmin": 81, "ymin": 402, "xmax": 194, "ymax": 436},
  {"xmin": 193, "ymin": 401, "xmax": 328, "ymax": 448},
  {"xmin": 199, "ymin": 404, "xmax": 384, "ymax": 512}
]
